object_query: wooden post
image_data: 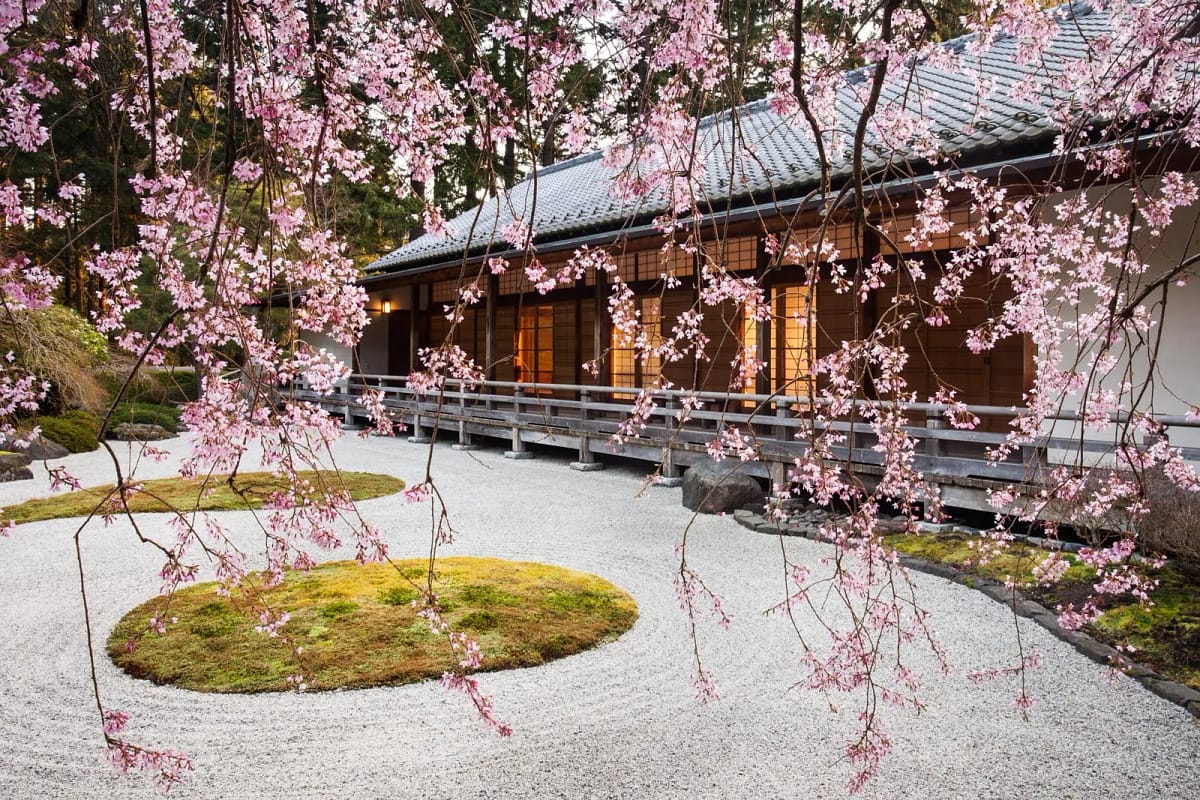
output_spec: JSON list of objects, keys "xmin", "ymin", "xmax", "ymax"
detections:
[
  {"xmin": 407, "ymin": 410, "xmax": 431, "ymax": 444},
  {"xmin": 924, "ymin": 407, "xmax": 945, "ymax": 511},
  {"xmin": 408, "ymin": 283, "xmax": 421, "ymax": 375},
  {"xmin": 925, "ymin": 408, "xmax": 944, "ymax": 462},
  {"xmin": 485, "ymin": 273, "xmax": 498, "ymax": 381},
  {"xmin": 594, "ymin": 269, "xmax": 609, "ymax": 384},
  {"xmin": 451, "ymin": 385, "xmax": 475, "ymax": 451},
  {"xmin": 504, "ymin": 386, "xmax": 533, "ymax": 459},
  {"xmin": 570, "ymin": 389, "xmax": 604, "ymax": 471},
  {"xmin": 774, "ymin": 397, "xmax": 789, "ymax": 442},
  {"xmin": 768, "ymin": 461, "xmax": 787, "ymax": 499},
  {"xmin": 658, "ymin": 396, "xmax": 684, "ymax": 486}
]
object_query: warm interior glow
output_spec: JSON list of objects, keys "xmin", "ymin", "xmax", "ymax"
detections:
[
  {"xmin": 775, "ymin": 285, "xmax": 813, "ymax": 397},
  {"xmin": 517, "ymin": 305, "xmax": 554, "ymax": 387},
  {"xmin": 381, "ymin": 298, "xmax": 392, "ymax": 314},
  {"xmin": 741, "ymin": 302, "xmax": 759, "ymax": 393},
  {"xmin": 612, "ymin": 297, "xmax": 662, "ymax": 393},
  {"xmin": 741, "ymin": 285, "xmax": 814, "ymax": 396}
]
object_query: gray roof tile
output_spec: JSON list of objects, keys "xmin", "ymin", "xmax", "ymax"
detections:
[{"xmin": 370, "ymin": 1, "xmax": 1103, "ymax": 274}]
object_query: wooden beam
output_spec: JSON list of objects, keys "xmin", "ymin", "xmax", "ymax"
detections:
[
  {"xmin": 408, "ymin": 283, "xmax": 420, "ymax": 373},
  {"xmin": 757, "ymin": 235, "xmax": 771, "ymax": 395},
  {"xmin": 486, "ymin": 273, "xmax": 498, "ymax": 380},
  {"xmin": 594, "ymin": 267, "xmax": 609, "ymax": 384}
]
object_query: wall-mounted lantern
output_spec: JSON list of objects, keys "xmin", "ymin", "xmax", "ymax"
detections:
[{"xmin": 381, "ymin": 298, "xmax": 392, "ymax": 315}]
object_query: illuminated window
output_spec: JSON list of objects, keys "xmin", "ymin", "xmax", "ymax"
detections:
[
  {"xmin": 741, "ymin": 285, "xmax": 815, "ymax": 396},
  {"xmin": 499, "ymin": 268, "xmax": 524, "ymax": 295},
  {"xmin": 455, "ymin": 308, "xmax": 484, "ymax": 363},
  {"xmin": 777, "ymin": 224, "xmax": 856, "ymax": 264},
  {"xmin": 774, "ymin": 285, "xmax": 814, "ymax": 397},
  {"xmin": 617, "ymin": 252, "xmax": 638, "ymax": 283},
  {"xmin": 612, "ymin": 297, "xmax": 662, "ymax": 391},
  {"xmin": 741, "ymin": 302, "xmax": 760, "ymax": 393},
  {"xmin": 644, "ymin": 244, "xmax": 695, "ymax": 282},
  {"xmin": 432, "ymin": 280, "xmax": 458, "ymax": 303},
  {"xmin": 882, "ymin": 210, "xmax": 976, "ymax": 254},
  {"xmin": 706, "ymin": 236, "xmax": 757, "ymax": 273},
  {"xmin": 516, "ymin": 306, "xmax": 553, "ymax": 386}
]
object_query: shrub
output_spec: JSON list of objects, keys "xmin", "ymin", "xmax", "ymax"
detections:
[
  {"xmin": 1139, "ymin": 468, "xmax": 1200, "ymax": 565},
  {"xmin": 109, "ymin": 402, "xmax": 182, "ymax": 433},
  {"xmin": 60, "ymin": 409, "xmax": 101, "ymax": 436},
  {"xmin": 99, "ymin": 367, "xmax": 199, "ymax": 408},
  {"xmin": 37, "ymin": 416, "xmax": 99, "ymax": 453},
  {"xmin": 154, "ymin": 369, "xmax": 199, "ymax": 404}
]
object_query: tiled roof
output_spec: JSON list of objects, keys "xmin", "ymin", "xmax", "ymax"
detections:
[{"xmin": 370, "ymin": 2, "xmax": 1101, "ymax": 274}]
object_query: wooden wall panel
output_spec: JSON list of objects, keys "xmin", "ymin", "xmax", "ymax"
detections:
[
  {"xmin": 579, "ymin": 303, "xmax": 596, "ymax": 372},
  {"xmin": 495, "ymin": 305, "xmax": 516, "ymax": 380},
  {"xmin": 814, "ymin": 281, "xmax": 861, "ymax": 361},
  {"xmin": 698, "ymin": 301, "xmax": 741, "ymax": 392},
  {"xmin": 552, "ymin": 302, "xmax": 577, "ymax": 385},
  {"xmin": 428, "ymin": 314, "xmax": 449, "ymax": 349},
  {"xmin": 660, "ymin": 289, "xmax": 697, "ymax": 389}
]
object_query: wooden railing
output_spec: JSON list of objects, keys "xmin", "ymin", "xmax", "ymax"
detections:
[{"xmin": 291, "ymin": 374, "xmax": 1200, "ymax": 510}]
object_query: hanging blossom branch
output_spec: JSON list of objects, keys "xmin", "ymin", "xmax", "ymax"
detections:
[{"xmin": 4, "ymin": 0, "xmax": 1200, "ymax": 794}]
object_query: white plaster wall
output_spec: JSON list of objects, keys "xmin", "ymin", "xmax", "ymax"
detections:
[
  {"xmin": 356, "ymin": 309, "xmax": 390, "ymax": 375},
  {"xmin": 297, "ymin": 331, "xmax": 353, "ymax": 392},
  {"xmin": 1042, "ymin": 178, "xmax": 1200, "ymax": 463},
  {"xmin": 296, "ymin": 291, "xmax": 396, "ymax": 385}
]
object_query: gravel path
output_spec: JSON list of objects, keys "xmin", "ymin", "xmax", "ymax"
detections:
[{"xmin": 1, "ymin": 435, "xmax": 1197, "ymax": 799}]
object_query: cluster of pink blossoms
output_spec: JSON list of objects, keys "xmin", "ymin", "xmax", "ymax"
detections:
[{"xmin": 1, "ymin": 0, "xmax": 1199, "ymax": 793}]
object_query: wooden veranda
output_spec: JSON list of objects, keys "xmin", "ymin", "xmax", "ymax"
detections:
[{"xmin": 293, "ymin": 375, "xmax": 1200, "ymax": 514}]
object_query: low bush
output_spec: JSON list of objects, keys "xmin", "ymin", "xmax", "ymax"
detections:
[
  {"xmin": 1139, "ymin": 468, "xmax": 1200, "ymax": 565},
  {"xmin": 129, "ymin": 370, "xmax": 199, "ymax": 406},
  {"xmin": 37, "ymin": 416, "xmax": 99, "ymax": 453},
  {"xmin": 99, "ymin": 368, "xmax": 199, "ymax": 407},
  {"xmin": 59, "ymin": 409, "xmax": 101, "ymax": 436},
  {"xmin": 109, "ymin": 402, "xmax": 182, "ymax": 433},
  {"xmin": 158, "ymin": 370, "xmax": 199, "ymax": 403}
]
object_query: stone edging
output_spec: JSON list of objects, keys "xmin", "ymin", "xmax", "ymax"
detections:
[{"xmin": 731, "ymin": 509, "xmax": 1200, "ymax": 720}]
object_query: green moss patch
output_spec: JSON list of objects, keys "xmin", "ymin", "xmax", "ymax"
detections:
[
  {"xmin": 1088, "ymin": 565, "xmax": 1200, "ymax": 690},
  {"xmin": 883, "ymin": 532, "xmax": 1096, "ymax": 586},
  {"xmin": 107, "ymin": 556, "xmax": 638, "ymax": 693},
  {"xmin": 886, "ymin": 531, "xmax": 1200, "ymax": 691},
  {"xmin": 1, "ymin": 470, "xmax": 403, "ymax": 524}
]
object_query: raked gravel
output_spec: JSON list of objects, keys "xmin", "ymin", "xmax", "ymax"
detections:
[{"xmin": 0, "ymin": 435, "xmax": 1198, "ymax": 800}]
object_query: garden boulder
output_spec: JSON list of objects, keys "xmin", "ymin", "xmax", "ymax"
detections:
[
  {"xmin": 681, "ymin": 459, "xmax": 765, "ymax": 514},
  {"xmin": 0, "ymin": 435, "xmax": 68, "ymax": 461},
  {"xmin": 0, "ymin": 452, "xmax": 33, "ymax": 482},
  {"xmin": 23, "ymin": 435, "xmax": 69, "ymax": 461},
  {"xmin": 108, "ymin": 422, "xmax": 173, "ymax": 442}
]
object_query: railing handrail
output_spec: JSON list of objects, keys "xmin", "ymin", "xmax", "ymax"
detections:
[{"xmin": 338, "ymin": 374, "xmax": 1200, "ymax": 428}]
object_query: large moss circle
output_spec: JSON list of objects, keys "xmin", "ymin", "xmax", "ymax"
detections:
[{"xmin": 108, "ymin": 557, "xmax": 638, "ymax": 692}]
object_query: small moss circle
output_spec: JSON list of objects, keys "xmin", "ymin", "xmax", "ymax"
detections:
[
  {"xmin": 3, "ymin": 470, "xmax": 404, "ymax": 525},
  {"xmin": 108, "ymin": 557, "xmax": 638, "ymax": 693}
]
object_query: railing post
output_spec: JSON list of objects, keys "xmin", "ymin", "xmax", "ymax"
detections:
[
  {"xmin": 924, "ymin": 408, "xmax": 945, "ymax": 510},
  {"xmin": 407, "ymin": 378, "xmax": 431, "ymax": 444},
  {"xmin": 451, "ymin": 384, "xmax": 475, "ymax": 451},
  {"xmin": 504, "ymin": 386, "xmax": 533, "ymax": 459},
  {"xmin": 658, "ymin": 395, "xmax": 684, "ymax": 487},
  {"xmin": 571, "ymin": 389, "xmax": 604, "ymax": 471},
  {"xmin": 407, "ymin": 410, "xmax": 431, "ymax": 444},
  {"xmin": 925, "ymin": 408, "xmax": 944, "ymax": 462},
  {"xmin": 774, "ymin": 397, "xmax": 789, "ymax": 443}
]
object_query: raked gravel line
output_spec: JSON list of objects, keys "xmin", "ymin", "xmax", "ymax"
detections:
[{"xmin": 0, "ymin": 435, "xmax": 1197, "ymax": 800}]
